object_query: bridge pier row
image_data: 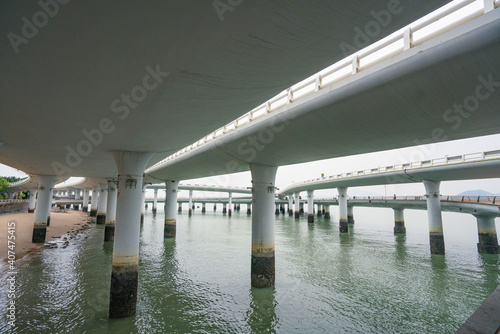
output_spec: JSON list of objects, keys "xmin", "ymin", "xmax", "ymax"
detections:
[
  {"xmin": 324, "ymin": 205, "xmax": 330, "ymax": 219},
  {"xmin": 250, "ymin": 163, "xmax": 278, "ymax": 288},
  {"xmin": 393, "ymin": 208, "xmax": 406, "ymax": 234},
  {"xmin": 32, "ymin": 175, "xmax": 56, "ymax": 243},
  {"xmin": 307, "ymin": 190, "xmax": 314, "ymax": 224},
  {"xmin": 201, "ymin": 202, "xmax": 206, "ymax": 213},
  {"xmin": 82, "ymin": 188, "xmax": 90, "ymax": 213},
  {"xmin": 338, "ymin": 187, "xmax": 348, "ymax": 233},
  {"xmin": 188, "ymin": 190, "xmax": 193, "ymax": 216},
  {"xmin": 247, "ymin": 204, "xmax": 251, "ymax": 215},
  {"xmin": 294, "ymin": 193, "xmax": 300, "ymax": 219},
  {"xmin": 228, "ymin": 192, "xmax": 233, "ymax": 216},
  {"xmin": 475, "ymin": 215, "xmax": 499, "ymax": 254},
  {"xmin": 28, "ymin": 188, "xmax": 37, "ymax": 213},
  {"xmin": 152, "ymin": 189, "xmax": 158, "ymax": 214},
  {"xmin": 140, "ymin": 186, "xmax": 146, "ymax": 224},
  {"xmin": 275, "ymin": 203, "xmax": 280, "ymax": 215},
  {"xmin": 288, "ymin": 197, "xmax": 293, "ymax": 216},
  {"xmin": 96, "ymin": 183, "xmax": 108, "ymax": 225},
  {"xmin": 348, "ymin": 206, "xmax": 354, "ymax": 224},
  {"xmin": 222, "ymin": 203, "xmax": 227, "ymax": 214},
  {"xmin": 104, "ymin": 179, "xmax": 118, "ymax": 242},
  {"xmin": 423, "ymin": 180, "xmax": 445, "ymax": 255},
  {"xmin": 164, "ymin": 180, "xmax": 179, "ymax": 238},
  {"xmin": 109, "ymin": 150, "xmax": 154, "ymax": 318},
  {"xmin": 90, "ymin": 186, "xmax": 99, "ymax": 217}
]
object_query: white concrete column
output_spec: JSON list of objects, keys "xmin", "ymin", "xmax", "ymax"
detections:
[
  {"xmin": 338, "ymin": 187, "xmax": 348, "ymax": 233},
  {"xmin": 223, "ymin": 203, "xmax": 227, "ymax": 214},
  {"xmin": 475, "ymin": 215, "xmax": 499, "ymax": 254},
  {"xmin": 250, "ymin": 163, "xmax": 278, "ymax": 288},
  {"xmin": 288, "ymin": 196, "xmax": 293, "ymax": 216},
  {"xmin": 140, "ymin": 185, "xmax": 146, "ymax": 224},
  {"xmin": 347, "ymin": 206, "xmax": 354, "ymax": 224},
  {"xmin": 96, "ymin": 183, "xmax": 108, "ymax": 225},
  {"xmin": 423, "ymin": 180, "xmax": 444, "ymax": 255},
  {"xmin": 228, "ymin": 192, "xmax": 233, "ymax": 216},
  {"xmin": 201, "ymin": 202, "xmax": 206, "ymax": 213},
  {"xmin": 104, "ymin": 179, "xmax": 118, "ymax": 242},
  {"xmin": 82, "ymin": 188, "xmax": 90, "ymax": 213},
  {"xmin": 46, "ymin": 188, "xmax": 54, "ymax": 226},
  {"xmin": 178, "ymin": 202, "xmax": 182, "ymax": 212},
  {"xmin": 32, "ymin": 175, "xmax": 56, "ymax": 243},
  {"xmin": 75, "ymin": 189, "xmax": 80, "ymax": 200},
  {"xmin": 294, "ymin": 193, "xmax": 300, "ymax": 219},
  {"xmin": 109, "ymin": 150, "xmax": 154, "ymax": 318},
  {"xmin": 164, "ymin": 180, "xmax": 179, "ymax": 238},
  {"xmin": 393, "ymin": 208, "xmax": 406, "ymax": 234},
  {"xmin": 90, "ymin": 186, "xmax": 99, "ymax": 217},
  {"xmin": 307, "ymin": 190, "xmax": 314, "ymax": 224},
  {"xmin": 247, "ymin": 203, "xmax": 251, "ymax": 215},
  {"xmin": 188, "ymin": 190, "xmax": 193, "ymax": 216},
  {"xmin": 324, "ymin": 204, "xmax": 331, "ymax": 219},
  {"xmin": 152, "ymin": 189, "xmax": 158, "ymax": 213},
  {"xmin": 28, "ymin": 188, "xmax": 37, "ymax": 213}
]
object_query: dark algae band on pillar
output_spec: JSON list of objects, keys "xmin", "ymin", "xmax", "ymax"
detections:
[
  {"xmin": 251, "ymin": 251, "xmax": 275, "ymax": 288},
  {"xmin": 429, "ymin": 232, "xmax": 445, "ymax": 255},
  {"xmin": 109, "ymin": 263, "xmax": 138, "ymax": 318},
  {"xmin": 104, "ymin": 225, "xmax": 115, "ymax": 242}
]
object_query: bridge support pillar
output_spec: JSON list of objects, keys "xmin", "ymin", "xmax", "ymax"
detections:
[
  {"xmin": 348, "ymin": 206, "xmax": 354, "ymax": 224},
  {"xmin": 109, "ymin": 150, "xmax": 154, "ymax": 318},
  {"xmin": 294, "ymin": 193, "xmax": 300, "ymax": 219},
  {"xmin": 140, "ymin": 186, "xmax": 146, "ymax": 224},
  {"xmin": 188, "ymin": 190, "xmax": 193, "ymax": 216},
  {"xmin": 28, "ymin": 188, "xmax": 37, "ymax": 213},
  {"xmin": 228, "ymin": 192, "xmax": 233, "ymax": 216},
  {"xmin": 288, "ymin": 197, "xmax": 293, "ymax": 216},
  {"xmin": 105, "ymin": 179, "xmax": 118, "ymax": 242},
  {"xmin": 96, "ymin": 183, "xmax": 108, "ymax": 225},
  {"xmin": 90, "ymin": 186, "xmax": 99, "ymax": 217},
  {"xmin": 475, "ymin": 215, "xmax": 499, "ymax": 254},
  {"xmin": 82, "ymin": 188, "xmax": 90, "ymax": 213},
  {"xmin": 338, "ymin": 187, "xmax": 348, "ymax": 233},
  {"xmin": 250, "ymin": 163, "xmax": 277, "ymax": 288},
  {"xmin": 324, "ymin": 205, "xmax": 331, "ymax": 219},
  {"xmin": 222, "ymin": 203, "xmax": 227, "ymax": 214},
  {"xmin": 299, "ymin": 202, "xmax": 304, "ymax": 216},
  {"xmin": 32, "ymin": 175, "xmax": 56, "ymax": 243},
  {"xmin": 247, "ymin": 203, "xmax": 251, "ymax": 215},
  {"xmin": 164, "ymin": 180, "xmax": 179, "ymax": 238},
  {"xmin": 46, "ymin": 189, "xmax": 53, "ymax": 227},
  {"xmin": 75, "ymin": 190, "xmax": 80, "ymax": 200},
  {"xmin": 152, "ymin": 189, "xmax": 158, "ymax": 214},
  {"xmin": 307, "ymin": 190, "xmax": 314, "ymax": 224},
  {"xmin": 275, "ymin": 203, "xmax": 280, "ymax": 215},
  {"xmin": 178, "ymin": 203, "xmax": 182, "ymax": 212},
  {"xmin": 201, "ymin": 202, "xmax": 206, "ymax": 213},
  {"xmin": 213, "ymin": 204, "xmax": 217, "ymax": 212},
  {"xmin": 423, "ymin": 180, "xmax": 444, "ymax": 255},
  {"xmin": 393, "ymin": 208, "xmax": 406, "ymax": 234},
  {"xmin": 316, "ymin": 204, "xmax": 322, "ymax": 217}
]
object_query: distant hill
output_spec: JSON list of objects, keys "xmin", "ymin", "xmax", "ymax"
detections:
[{"xmin": 456, "ymin": 189, "xmax": 499, "ymax": 196}]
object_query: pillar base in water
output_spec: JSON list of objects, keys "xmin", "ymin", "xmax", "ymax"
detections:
[
  {"xmin": 109, "ymin": 264, "xmax": 138, "ymax": 318},
  {"xmin": 202, "ymin": 208, "xmax": 206, "ymax": 213},
  {"xmin": 228, "ymin": 209, "xmax": 232, "ymax": 217},
  {"xmin": 82, "ymin": 207, "xmax": 88, "ymax": 213},
  {"xmin": 90, "ymin": 210, "xmax": 97, "ymax": 217},
  {"xmin": 477, "ymin": 233, "xmax": 499, "ymax": 254},
  {"xmin": 394, "ymin": 221, "xmax": 406, "ymax": 234},
  {"xmin": 28, "ymin": 209, "xmax": 35, "ymax": 213},
  {"xmin": 294, "ymin": 211, "xmax": 299, "ymax": 219},
  {"xmin": 188, "ymin": 209, "xmax": 192, "ymax": 216},
  {"xmin": 104, "ymin": 225, "xmax": 115, "ymax": 242},
  {"xmin": 152, "ymin": 208, "xmax": 157, "ymax": 214},
  {"xmin": 317, "ymin": 211, "xmax": 322, "ymax": 217},
  {"xmin": 222, "ymin": 208, "xmax": 227, "ymax": 214},
  {"xmin": 288, "ymin": 210, "xmax": 293, "ymax": 216},
  {"xmin": 348, "ymin": 216, "xmax": 354, "ymax": 224},
  {"xmin": 275, "ymin": 209, "xmax": 280, "ymax": 215},
  {"xmin": 251, "ymin": 255, "xmax": 275, "ymax": 288},
  {"xmin": 164, "ymin": 219, "xmax": 176, "ymax": 238},
  {"xmin": 46, "ymin": 216, "xmax": 50, "ymax": 227},
  {"xmin": 324, "ymin": 212, "xmax": 330, "ymax": 219},
  {"xmin": 32, "ymin": 225, "xmax": 46, "ymax": 243},
  {"xmin": 429, "ymin": 232, "xmax": 445, "ymax": 255},
  {"xmin": 339, "ymin": 219, "xmax": 348, "ymax": 233},
  {"xmin": 247, "ymin": 209, "xmax": 251, "ymax": 215},
  {"xmin": 178, "ymin": 207, "xmax": 182, "ymax": 212},
  {"xmin": 96, "ymin": 214, "xmax": 106, "ymax": 225},
  {"xmin": 140, "ymin": 214, "xmax": 144, "ymax": 225},
  {"xmin": 307, "ymin": 214, "xmax": 314, "ymax": 224}
]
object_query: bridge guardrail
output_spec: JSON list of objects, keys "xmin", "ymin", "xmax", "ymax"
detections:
[
  {"xmin": 314, "ymin": 196, "xmax": 499, "ymax": 204},
  {"xmin": 147, "ymin": 0, "xmax": 499, "ymax": 173}
]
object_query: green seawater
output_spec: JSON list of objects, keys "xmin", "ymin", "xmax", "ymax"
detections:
[{"xmin": 1, "ymin": 206, "xmax": 499, "ymax": 333}]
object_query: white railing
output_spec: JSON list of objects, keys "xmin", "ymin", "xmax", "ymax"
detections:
[
  {"xmin": 288, "ymin": 149, "xmax": 500, "ymax": 188},
  {"xmin": 315, "ymin": 195, "xmax": 499, "ymax": 204},
  {"xmin": 146, "ymin": 0, "xmax": 498, "ymax": 173}
]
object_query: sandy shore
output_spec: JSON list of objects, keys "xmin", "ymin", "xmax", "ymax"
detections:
[{"xmin": 0, "ymin": 209, "xmax": 95, "ymax": 262}]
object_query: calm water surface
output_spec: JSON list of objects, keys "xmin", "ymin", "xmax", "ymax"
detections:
[{"xmin": 1, "ymin": 206, "xmax": 499, "ymax": 333}]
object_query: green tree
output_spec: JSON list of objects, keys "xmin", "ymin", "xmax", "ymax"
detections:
[{"xmin": 0, "ymin": 177, "xmax": 9, "ymax": 199}]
